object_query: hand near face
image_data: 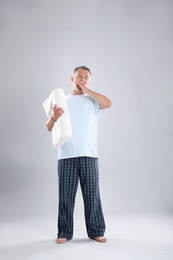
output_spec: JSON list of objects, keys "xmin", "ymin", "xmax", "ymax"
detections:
[
  {"xmin": 71, "ymin": 68, "xmax": 91, "ymax": 94},
  {"xmin": 76, "ymin": 81, "xmax": 89, "ymax": 93},
  {"xmin": 51, "ymin": 105, "xmax": 64, "ymax": 121}
]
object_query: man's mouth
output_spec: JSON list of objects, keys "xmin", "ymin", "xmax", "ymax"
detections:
[{"xmin": 77, "ymin": 85, "xmax": 82, "ymax": 90}]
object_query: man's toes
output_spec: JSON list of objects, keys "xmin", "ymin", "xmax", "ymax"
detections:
[
  {"xmin": 55, "ymin": 238, "xmax": 68, "ymax": 244},
  {"xmin": 92, "ymin": 237, "xmax": 107, "ymax": 243}
]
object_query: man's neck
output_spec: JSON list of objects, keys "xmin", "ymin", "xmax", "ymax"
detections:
[{"xmin": 72, "ymin": 90, "xmax": 84, "ymax": 95}]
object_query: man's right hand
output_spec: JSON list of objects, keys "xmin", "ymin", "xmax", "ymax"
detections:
[
  {"xmin": 51, "ymin": 105, "xmax": 64, "ymax": 121},
  {"xmin": 46, "ymin": 105, "xmax": 64, "ymax": 131}
]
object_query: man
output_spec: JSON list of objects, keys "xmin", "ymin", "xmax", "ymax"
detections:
[{"xmin": 46, "ymin": 66, "xmax": 112, "ymax": 244}]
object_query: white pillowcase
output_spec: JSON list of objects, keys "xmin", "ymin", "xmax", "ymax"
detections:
[{"xmin": 43, "ymin": 88, "xmax": 72, "ymax": 148}]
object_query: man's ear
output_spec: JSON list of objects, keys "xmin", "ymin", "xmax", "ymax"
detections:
[{"xmin": 71, "ymin": 76, "xmax": 74, "ymax": 82}]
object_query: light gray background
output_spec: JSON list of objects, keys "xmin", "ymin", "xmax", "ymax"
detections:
[{"xmin": 0, "ymin": 0, "xmax": 173, "ymax": 224}]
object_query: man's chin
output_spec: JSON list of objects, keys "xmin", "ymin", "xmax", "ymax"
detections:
[{"xmin": 76, "ymin": 87, "xmax": 83, "ymax": 93}]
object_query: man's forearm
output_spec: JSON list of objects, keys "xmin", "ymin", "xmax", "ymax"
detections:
[
  {"xmin": 46, "ymin": 116, "xmax": 56, "ymax": 131},
  {"xmin": 85, "ymin": 88, "xmax": 112, "ymax": 109}
]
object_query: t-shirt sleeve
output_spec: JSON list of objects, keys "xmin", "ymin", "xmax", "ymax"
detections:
[{"xmin": 94, "ymin": 100, "xmax": 106, "ymax": 115}]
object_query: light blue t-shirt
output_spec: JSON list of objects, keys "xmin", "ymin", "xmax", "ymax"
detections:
[{"xmin": 58, "ymin": 94, "xmax": 104, "ymax": 160}]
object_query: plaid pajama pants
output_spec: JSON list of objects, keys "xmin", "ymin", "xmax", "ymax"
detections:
[{"xmin": 57, "ymin": 156, "xmax": 106, "ymax": 240}]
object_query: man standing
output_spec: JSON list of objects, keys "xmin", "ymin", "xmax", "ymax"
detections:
[{"xmin": 46, "ymin": 66, "xmax": 112, "ymax": 244}]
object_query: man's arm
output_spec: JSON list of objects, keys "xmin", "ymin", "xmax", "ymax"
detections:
[
  {"xmin": 46, "ymin": 105, "xmax": 64, "ymax": 131},
  {"xmin": 79, "ymin": 84, "xmax": 112, "ymax": 109}
]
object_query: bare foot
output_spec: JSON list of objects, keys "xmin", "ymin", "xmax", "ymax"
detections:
[
  {"xmin": 55, "ymin": 238, "xmax": 68, "ymax": 244},
  {"xmin": 91, "ymin": 237, "xmax": 107, "ymax": 243}
]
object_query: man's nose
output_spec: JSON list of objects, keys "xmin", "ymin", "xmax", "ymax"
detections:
[{"xmin": 80, "ymin": 78, "xmax": 84, "ymax": 82}]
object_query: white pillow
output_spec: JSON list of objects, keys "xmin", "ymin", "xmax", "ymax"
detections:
[{"xmin": 43, "ymin": 88, "xmax": 72, "ymax": 148}]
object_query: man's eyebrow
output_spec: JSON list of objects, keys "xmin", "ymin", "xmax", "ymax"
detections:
[{"xmin": 77, "ymin": 73, "xmax": 89, "ymax": 78}]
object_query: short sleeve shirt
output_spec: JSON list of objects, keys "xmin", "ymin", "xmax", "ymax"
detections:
[{"xmin": 58, "ymin": 94, "xmax": 104, "ymax": 160}]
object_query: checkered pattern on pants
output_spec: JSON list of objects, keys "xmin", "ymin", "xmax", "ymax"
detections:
[{"xmin": 57, "ymin": 157, "xmax": 106, "ymax": 240}]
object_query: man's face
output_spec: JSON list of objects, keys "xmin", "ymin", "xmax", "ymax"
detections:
[{"xmin": 71, "ymin": 69, "xmax": 90, "ymax": 94}]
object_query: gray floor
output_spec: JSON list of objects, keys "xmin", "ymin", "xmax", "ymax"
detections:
[{"xmin": 1, "ymin": 214, "xmax": 173, "ymax": 260}]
